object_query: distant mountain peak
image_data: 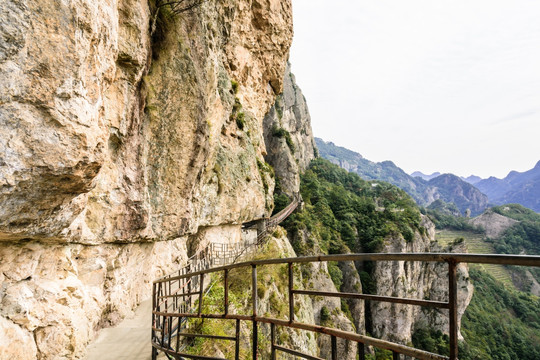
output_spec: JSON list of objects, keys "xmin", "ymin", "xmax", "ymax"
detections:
[
  {"xmin": 475, "ymin": 160, "xmax": 540, "ymax": 212},
  {"xmin": 461, "ymin": 175, "xmax": 483, "ymax": 185},
  {"xmin": 411, "ymin": 171, "xmax": 441, "ymax": 181}
]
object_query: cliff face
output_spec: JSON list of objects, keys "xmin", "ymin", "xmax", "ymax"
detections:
[
  {"xmin": 370, "ymin": 217, "xmax": 473, "ymax": 345},
  {"xmin": 0, "ymin": 0, "xmax": 293, "ymax": 358},
  {"xmin": 263, "ymin": 63, "xmax": 316, "ymax": 196}
]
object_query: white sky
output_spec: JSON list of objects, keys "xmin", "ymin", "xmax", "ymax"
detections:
[{"xmin": 289, "ymin": 0, "xmax": 540, "ymax": 179}]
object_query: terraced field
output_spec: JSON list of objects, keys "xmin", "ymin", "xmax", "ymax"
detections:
[{"xmin": 435, "ymin": 230, "xmax": 514, "ymax": 288}]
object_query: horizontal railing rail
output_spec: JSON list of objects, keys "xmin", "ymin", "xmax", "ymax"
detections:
[
  {"xmin": 152, "ymin": 252, "xmax": 540, "ymax": 360},
  {"xmin": 152, "ymin": 197, "xmax": 302, "ymax": 359}
]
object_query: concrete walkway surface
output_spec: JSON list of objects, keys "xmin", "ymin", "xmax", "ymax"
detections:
[{"xmin": 86, "ymin": 299, "xmax": 152, "ymax": 360}]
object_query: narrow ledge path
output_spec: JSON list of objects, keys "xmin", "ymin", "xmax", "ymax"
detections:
[{"xmin": 85, "ymin": 299, "xmax": 152, "ymax": 360}]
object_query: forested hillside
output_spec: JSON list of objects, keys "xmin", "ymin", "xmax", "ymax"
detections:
[
  {"xmin": 315, "ymin": 138, "xmax": 488, "ymax": 215},
  {"xmin": 278, "ymin": 158, "xmax": 423, "ymax": 255}
]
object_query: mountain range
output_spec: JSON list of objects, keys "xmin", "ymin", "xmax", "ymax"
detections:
[
  {"xmin": 475, "ymin": 161, "xmax": 540, "ymax": 212},
  {"xmin": 414, "ymin": 163, "xmax": 540, "ymax": 212},
  {"xmin": 315, "ymin": 138, "xmax": 489, "ymax": 215},
  {"xmin": 316, "ymin": 138, "xmax": 540, "ymax": 213},
  {"xmin": 413, "ymin": 171, "xmax": 484, "ymax": 185}
]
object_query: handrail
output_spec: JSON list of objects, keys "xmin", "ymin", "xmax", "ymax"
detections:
[
  {"xmin": 152, "ymin": 198, "xmax": 301, "ymax": 359},
  {"xmin": 155, "ymin": 253, "xmax": 540, "ymax": 283},
  {"xmin": 152, "ymin": 252, "xmax": 540, "ymax": 360}
]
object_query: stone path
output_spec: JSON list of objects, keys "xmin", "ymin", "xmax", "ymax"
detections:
[{"xmin": 85, "ymin": 299, "xmax": 152, "ymax": 360}]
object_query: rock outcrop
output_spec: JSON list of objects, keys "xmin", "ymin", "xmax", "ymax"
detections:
[
  {"xmin": 263, "ymin": 63, "xmax": 316, "ymax": 196},
  {"xmin": 370, "ymin": 216, "xmax": 473, "ymax": 345},
  {"xmin": 469, "ymin": 210, "xmax": 519, "ymax": 239},
  {"xmin": 0, "ymin": 0, "xmax": 294, "ymax": 358}
]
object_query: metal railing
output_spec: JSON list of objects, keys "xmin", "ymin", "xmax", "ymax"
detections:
[
  {"xmin": 152, "ymin": 253, "xmax": 540, "ymax": 360},
  {"xmin": 152, "ymin": 198, "xmax": 301, "ymax": 359}
]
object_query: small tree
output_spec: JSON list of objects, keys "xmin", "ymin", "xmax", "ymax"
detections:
[
  {"xmin": 154, "ymin": 0, "xmax": 205, "ymax": 16},
  {"xmin": 150, "ymin": 0, "xmax": 206, "ymax": 36}
]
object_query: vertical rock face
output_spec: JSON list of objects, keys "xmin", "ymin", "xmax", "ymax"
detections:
[
  {"xmin": 0, "ymin": 0, "xmax": 293, "ymax": 243},
  {"xmin": 263, "ymin": 63, "xmax": 316, "ymax": 196},
  {"xmin": 370, "ymin": 216, "xmax": 473, "ymax": 345},
  {"xmin": 0, "ymin": 0, "xmax": 293, "ymax": 358}
]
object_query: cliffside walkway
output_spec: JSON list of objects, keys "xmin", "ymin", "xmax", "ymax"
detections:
[
  {"xmin": 152, "ymin": 253, "xmax": 540, "ymax": 360},
  {"xmin": 86, "ymin": 197, "xmax": 300, "ymax": 360}
]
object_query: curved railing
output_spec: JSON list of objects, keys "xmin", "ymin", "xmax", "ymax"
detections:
[
  {"xmin": 242, "ymin": 194, "xmax": 300, "ymax": 242},
  {"xmin": 152, "ymin": 253, "xmax": 540, "ymax": 360},
  {"xmin": 151, "ymin": 197, "xmax": 301, "ymax": 359}
]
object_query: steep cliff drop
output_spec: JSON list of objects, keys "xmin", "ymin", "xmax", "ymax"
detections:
[{"xmin": 0, "ymin": 0, "xmax": 293, "ymax": 358}]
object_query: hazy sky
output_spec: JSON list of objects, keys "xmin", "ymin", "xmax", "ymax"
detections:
[{"xmin": 289, "ymin": 0, "xmax": 540, "ymax": 179}]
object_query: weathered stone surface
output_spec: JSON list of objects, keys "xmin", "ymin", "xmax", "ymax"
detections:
[
  {"xmin": 469, "ymin": 209, "xmax": 519, "ymax": 239},
  {"xmin": 0, "ymin": 0, "xmax": 292, "ymax": 244},
  {"xmin": 263, "ymin": 63, "xmax": 316, "ymax": 196},
  {"xmin": 0, "ymin": 0, "xmax": 294, "ymax": 358},
  {"xmin": 370, "ymin": 216, "xmax": 473, "ymax": 344},
  {"xmin": 0, "ymin": 238, "xmax": 188, "ymax": 359},
  {"xmin": 0, "ymin": 315, "xmax": 38, "ymax": 360}
]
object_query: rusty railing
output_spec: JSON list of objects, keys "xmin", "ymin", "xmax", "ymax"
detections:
[{"xmin": 152, "ymin": 253, "xmax": 540, "ymax": 360}]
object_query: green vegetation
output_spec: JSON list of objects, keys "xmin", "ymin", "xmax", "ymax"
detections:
[
  {"xmin": 235, "ymin": 112, "xmax": 245, "ymax": 130},
  {"xmin": 435, "ymin": 229, "xmax": 514, "ymax": 287},
  {"xmin": 271, "ymin": 177, "xmax": 290, "ymax": 216},
  {"xmin": 365, "ymin": 348, "xmax": 394, "ymax": 360},
  {"xmin": 230, "ymin": 80, "xmax": 239, "ymax": 94},
  {"xmin": 425, "ymin": 201, "xmax": 483, "ymax": 232},
  {"xmin": 272, "ymin": 124, "xmax": 295, "ymax": 153},
  {"xmin": 412, "ymin": 328, "xmax": 449, "ymax": 357},
  {"xmin": 229, "ymin": 97, "xmax": 247, "ymax": 131},
  {"xmin": 283, "ymin": 158, "xmax": 423, "ymax": 256},
  {"xmin": 490, "ymin": 204, "xmax": 540, "ymax": 256},
  {"xmin": 459, "ymin": 269, "xmax": 540, "ymax": 360}
]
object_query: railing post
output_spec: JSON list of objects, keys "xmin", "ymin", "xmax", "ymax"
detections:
[
  {"xmin": 271, "ymin": 323, "xmax": 276, "ymax": 360},
  {"xmin": 448, "ymin": 260, "xmax": 459, "ymax": 360},
  {"xmin": 253, "ymin": 321, "xmax": 258, "ymax": 360},
  {"xmin": 288, "ymin": 262, "xmax": 294, "ymax": 322},
  {"xmin": 198, "ymin": 273, "xmax": 204, "ymax": 316},
  {"xmin": 358, "ymin": 342, "xmax": 365, "ymax": 360},
  {"xmin": 252, "ymin": 264, "xmax": 258, "ymax": 360},
  {"xmin": 331, "ymin": 335, "xmax": 337, "ymax": 360},
  {"xmin": 176, "ymin": 316, "xmax": 181, "ymax": 352},
  {"xmin": 224, "ymin": 269, "xmax": 229, "ymax": 315},
  {"xmin": 392, "ymin": 351, "xmax": 400, "ymax": 360},
  {"xmin": 188, "ymin": 266, "xmax": 192, "ymax": 309},
  {"xmin": 151, "ymin": 282, "xmax": 157, "ymax": 360},
  {"xmin": 252, "ymin": 265, "xmax": 258, "ymax": 317},
  {"xmin": 235, "ymin": 319, "xmax": 240, "ymax": 360}
]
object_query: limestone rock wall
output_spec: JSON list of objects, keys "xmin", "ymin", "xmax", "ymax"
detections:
[
  {"xmin": 0, "ymin": 0, "xmax": 292, "ymax": 244},
  {"xmin": 263, "ymin": 63, "xmax": 316, "ymax": 196},
  {"xmin": 370, "ymin": 216, "xmax": 473, "ymax": 345},
  {"xmin": 0, "ymin": 0, "xmax": 293, "ymax": 358},
  {"xmin": 0, "ymin": 238, "xmax": 188, "ymax": 359}
]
